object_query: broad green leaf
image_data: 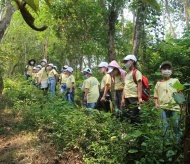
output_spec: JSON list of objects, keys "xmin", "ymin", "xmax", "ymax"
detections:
[
  {"xmin": 141, "ymin": 0, "xmax": 161, "ymax": 12},
  {"xmin": 128, "ymin": 149, "xmax": 138, "ymax": 153},
  {"xmin": 172, "ymin": 81, "xmax": 184, "ymax": 90},
  {"xmin": 25, "ymin": 0, "xmax": 39, "ymax": 13},
  {"xmin": 131, "ymin": 130, "xmax": 143, "ymax": 138}
]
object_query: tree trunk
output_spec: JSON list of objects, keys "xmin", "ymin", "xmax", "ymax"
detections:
[
  {"xmin": 0, "ymin": 0, "xmax": 13, "ymax": 43},
  {"xmin": 132, "ymin": 0, "xmax": 145, "ymax": 57},
  {"xmin": 108, "ymin": 9, "xmax": 116, "ymax": 61},
  {"xmin": 0, "ymin": 67, "xmax": 3, "ymax": 95},
  {"xmin": 0, "ymin": 0, "xmax": 13, "ymax": 95},
  {"xmin": 108, "ymin": 2, "xmax": 117, "ymax": 62},
  {"xmin": 165, "ymin": 0, "xmax": 177, "ymax": 38},
  {"xmin": 182, "ymin": 0, "xmax": 189, "ymax": 29}
]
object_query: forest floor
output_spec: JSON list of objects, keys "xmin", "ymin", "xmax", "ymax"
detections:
[{"xmin": 0, "ymin": 108, "xmax": 83, "ymax": 164}]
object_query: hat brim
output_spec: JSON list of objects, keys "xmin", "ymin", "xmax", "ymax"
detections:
[
  {"xmin": 107, "ymin": 67, "xmax": 114, "ymax": 74},
  {"xmin": 160, "ymin": 62, "xmax": 172, "ymax": 69},
  {"xmin": 28, "ymin": 59, "xmax": 36, "ymax": 65}
]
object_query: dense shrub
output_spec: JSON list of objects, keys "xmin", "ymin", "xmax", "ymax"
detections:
[{"xmin": 3, "ymin": 78, "xmax": 184, "ymax": 163}]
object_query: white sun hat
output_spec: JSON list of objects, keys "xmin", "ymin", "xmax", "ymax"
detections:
[
  {"xmin": 107, "ymin": 66, "xmax": 114, "ymax": 74},
  {"xmin": 123, "ymin": 54, "xmax": 137, "ymax": 62},
  {"xmin": 66, "ymin": 67, "xmax": 73, "ymax": 73},
  {"xmin": 98, "ymin": 62, "xmax": 108, "ymax": 68},
  {"xmin": 47, "ymin": 63, "xmax": 54, "ymax": 67},
  {"xmin": 83, "ymin": 68, "xmax": 92, "ymax": 74},
  {"xmin": 41, "ymin": 59, "xmax": 47, "ymax": 63}
]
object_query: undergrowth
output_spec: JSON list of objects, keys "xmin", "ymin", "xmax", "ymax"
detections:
[{"xmin": 1, "ymin": 77, "xmax": 184, "ymax": 164}]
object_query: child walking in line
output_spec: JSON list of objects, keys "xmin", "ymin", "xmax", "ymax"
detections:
[{"xmin": 154, "ymin": 61, "xmax": 181, "ymax": 141}]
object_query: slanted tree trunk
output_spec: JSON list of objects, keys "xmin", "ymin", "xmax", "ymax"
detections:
[
  {"xmin": 0, "ymin": 0, "xmax": 13, "ymax": 43},
  {"xmin": 0, "ymin": 0, "xmax": 14, "ymax": 95},
  {"xmin": 132, "ymin": 0, "xmax": 145, "ymax": 57}
]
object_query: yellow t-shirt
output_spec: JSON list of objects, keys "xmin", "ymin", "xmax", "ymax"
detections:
[
  {"xmin": 124, "ymin": 70, "xmax": 142, "ymax": 98},
  {"xmin": 60, "ymin": 73, "xmax": 67, "ymax": 84},
  {"xmin": 100, "ymin": 74, "xmax": 111, "ymax": 90},
  {"xmin": 154, "ymin": 78, "xmax": 180, "ymax": 111},
  {"xmin": 114, "ymin": 75, "xmax": 124, "ymax": 90},
  {"xmin": 27, "ymin": 65, "xmax": 33, "ymax": 76},
  {"xmin": 38, "ymin": 67, "xmax": 48, "ymax": 82},
  {"xmin": 84, "ymin": 77, "xmax": 100, "ymax": 103},
  {"xmin": 48, "ymin": 69, "xmax": 57, "ymax": 78},
  {"xmin": 81, "ymin": 80, "xmax": 87, "ymax": 92},
  {"xmin": 66, "ymin": 74, "xmax": 75, "ymax": 89},
  {"xmin": 32, "ymin": 73, "xmax": 36, "ymax": 80}
]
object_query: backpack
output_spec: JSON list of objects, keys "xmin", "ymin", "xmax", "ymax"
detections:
[{"xmin": 132, "ymin": 69, "xmax": 150, "ymax": 101}]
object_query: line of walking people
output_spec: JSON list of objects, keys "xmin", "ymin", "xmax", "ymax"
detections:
[{"xmin": 25, "ymin": 54, "xmax": 182, "ymax": 132}]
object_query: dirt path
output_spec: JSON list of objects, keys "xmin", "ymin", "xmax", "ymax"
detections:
[{"xmin": 0, "ymin": 108, "xmax": 83, "ymax": 164}]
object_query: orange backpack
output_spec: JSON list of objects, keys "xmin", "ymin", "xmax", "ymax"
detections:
[{"xmin": 132, "ymin": 69, "xmax": 150, "ymax": 101}]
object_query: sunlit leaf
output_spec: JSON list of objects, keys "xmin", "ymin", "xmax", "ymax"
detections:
[
  {"xmin": 141, "ymin": 0, "xmax": 161, "ymax": 12},
  {"xmin": 25, "ymin": 0, "xmax": 39, "ymax": 13},
  {"xmin": 128, "ymin": 149, "xmax": 138, "ymax": 153},
  {"xmin": 172, "ymin": 81, "xmax": 184, "ymax": 90}
]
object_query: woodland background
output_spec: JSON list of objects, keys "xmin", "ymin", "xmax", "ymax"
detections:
[{"xmin": 0, "ymin": 0, "xmax": 190, "ymax": 163}]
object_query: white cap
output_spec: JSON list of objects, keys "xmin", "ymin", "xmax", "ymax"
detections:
[
  {"xmin": 48, "ymin": 63, "xmax": 54, "ymax": 67},
  {"xmin": 83, "ymin": 68, "xmax": 92, "ymax": 74},
  {"xmin": 53, "ymin": 65, "xmax": 58, "ymax": 70},
  {"xmin": 33, "ymin": 67, "xmax": 37, "ymax": 70},
  {"xmin": 98, "ymin": 62, "xmax": 108, "ymax": 68},
  {"xmin": 66, "ymin": 67, "xmax": 73, "ymax": 73},
  {"xmin": 107, "ymin": 66, "xmax": 114, "ymax": 74},
  {"xmin": 36, "ymin": 65, "xmax": 42, "ymax": 69},
  {"xmin": 63, "ymin": 65, "xmax": 68, "ymax": 69},
  {"xmin": 123, "ymin": 54, "xmax": 137, "ymax": 62},
  {"xmin": 41, "ymin": 59, "xmax": 47, "ymax": 63}
]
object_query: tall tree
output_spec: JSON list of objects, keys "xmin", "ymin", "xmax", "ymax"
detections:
[
  {"xmin": 132, "ymin": 0, "xmax": 160, "ymax": 57},
  {"xmin": 0, "ymin": 0, "xmax": 14, "ymax": 43},
  {"xmin": 182, "ymin": 0, "xmax": 189, "ymax": 29},
  {"xmin": 165, "ymin": 0, "xmax": 177, "ymax": 38}
]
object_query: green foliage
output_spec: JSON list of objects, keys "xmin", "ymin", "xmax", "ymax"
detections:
[
  {"xmin": 3, "ymin": 78, "xmax": 184, "ymax": 163},
  {"xmin": 173, "ymin": 81, "xmax": 184, "ymax": 91},
  {"xmin": 141, "ymin": 0, "xmax": 161, "ymax": 12}
]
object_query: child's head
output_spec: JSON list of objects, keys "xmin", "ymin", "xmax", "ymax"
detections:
[
  {"xmin": 47, "ymin": 63, "xmax": 54, "ymax": 71},
  {"xmin": 62, "ymin": 65, "xmax": 68, "ymax": 73},
  {"xmin": 98, "ymin": 62, "xmax": 108, "ymax": 74},
  {"xmin": 41, "ymin": 59, "xmax": 47, "ymax": 67},
  {"xmin": 28, "ymin": 59, "xmax": 36, "ymax": 66},
  {"xmin": 107, "ymin": 67, "xmax": 120, "ymax": 77},
  {"xmin": 66, "ymin": 67, "xmax": 73, "ymax": 75},
  {"xmin": 159, "ymin": 61, "xmax": 172, "ymax": 78},
  {"xmin": 122, "ymin": 54, "xmax": 137, "ymax": 69},
  {"xmin": 82, "ymin": 68, "xmax": 92, "ymax": 79},
  {"xmin": 32, "ymin": 67, "xmax": 37, "ymax": 73},
  {"xmin": 36, "ymin": 65, "xmax": 42, "ymax": 72}
]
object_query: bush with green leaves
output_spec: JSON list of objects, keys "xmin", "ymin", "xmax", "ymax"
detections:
[{"xmin": 3, "ymin": 78, "xmax": 184, "ymax": 163}]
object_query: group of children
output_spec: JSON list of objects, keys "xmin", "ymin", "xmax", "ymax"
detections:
[
  {"xmin": 27, "ymin": 55, "xmax": 181, "ymax": 121},
  {"xmin": 25, "ymin": 55, "xmax": 182, "ymax": 140}
]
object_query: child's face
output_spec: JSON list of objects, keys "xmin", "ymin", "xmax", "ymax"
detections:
[
  {"xmin": 160, "ymin": 65, "xmax": 172, "ymax": 78},
  {"xmin": 99, "ymin": 67, "xmax": 107, "ymax": 74}
]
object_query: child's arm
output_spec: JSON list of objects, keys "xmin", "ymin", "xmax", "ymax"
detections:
[
  {"xmin": 84, "ymin": 88, "xmax": 89, "ymax": 102},
  {"xmin": 70, "ymin": 82, "xmax": 74, "ymax": 93},
  {"xmin": 121, "ymin": 90, "xmax": 125, "ymax": 107},
  {"xmin": 137, "ymin": 80, "xmax": 143, "ymax": 103},
  {"xmin": 101, "ymin": 84, "xmax": 110, "ymax": 101},
  {"xmin": 155, "ymin": 98, "xmax": 160, "ymax": 109}
]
